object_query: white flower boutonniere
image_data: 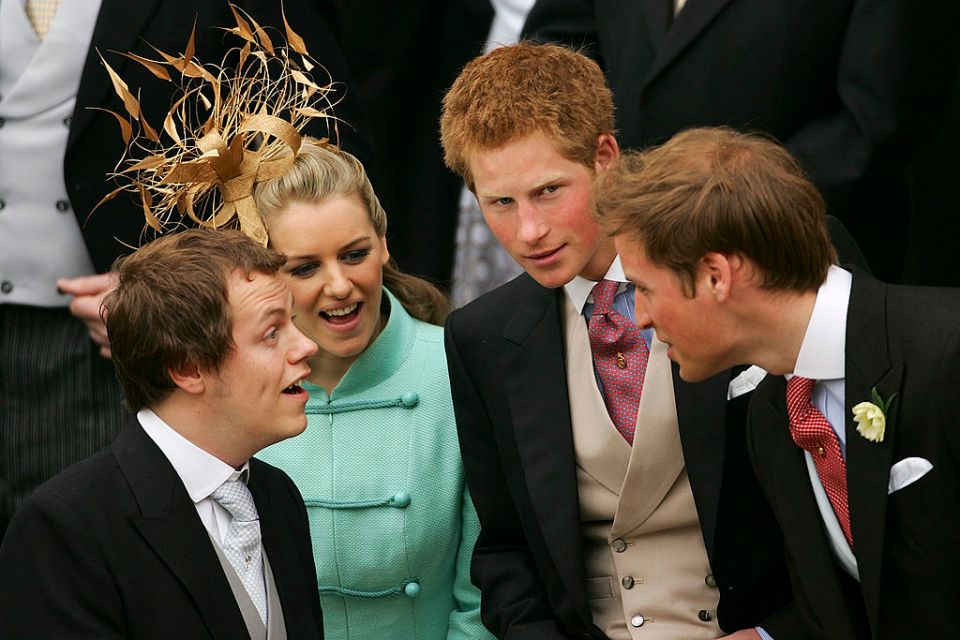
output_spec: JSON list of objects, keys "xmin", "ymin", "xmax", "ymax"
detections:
[{"xmin": 852, "ymin": 387, "xmax": 897, "ymax": 443}]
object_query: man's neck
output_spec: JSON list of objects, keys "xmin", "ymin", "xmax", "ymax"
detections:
[
  {"xmin": 741, "ymin": 288, "xmax": 818, "ymax": 376},
  {"xmin": 152, "ymin": 399, "xmax": 248, "ymax": 469}
]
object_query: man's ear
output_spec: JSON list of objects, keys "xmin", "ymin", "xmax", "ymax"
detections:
[
  {"xmin": 168, "ymin": 361, "xmax": 205, "ymax": 395},
  {"xmin": 594, "ymin": 134, "xmax": 620, "ymax": 172},
  {"xmin": 700, "ymin": 252, "xmax": 735, "ymax": 303}
]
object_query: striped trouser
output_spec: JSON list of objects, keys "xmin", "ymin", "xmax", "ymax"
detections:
[{"xmin": 0, "ymin": 304, "xmax": 135, "ymax": 539}]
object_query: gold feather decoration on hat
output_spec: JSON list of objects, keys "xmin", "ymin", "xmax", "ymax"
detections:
[{"xmin": 93, "ymin": 4, "xmax": 339, "ymax": 245}]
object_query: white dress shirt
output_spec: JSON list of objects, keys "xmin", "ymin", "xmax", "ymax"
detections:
[
  {"xmin": 788, "ymin": 265, "xmax": 859, "ymax": 578},
  {"xmin": 137, "ymin": 409, "xmax": 266, "ymax": 585}
]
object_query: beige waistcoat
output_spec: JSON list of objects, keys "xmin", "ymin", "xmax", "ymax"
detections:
[{"xmin": 563, "ymin": 298, "xmax": 721, "ymax": 639}]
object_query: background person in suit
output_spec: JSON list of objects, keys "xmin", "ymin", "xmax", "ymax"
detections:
[
  {"xmin": 331, "ymin": 0, "xmax": 495, "ymax": 294},
  {"xmin": 523, "ymin": 0, "xmax": 960, "ymax": 285},
  {"xmin": 594, "ymin": 126, "xmax": 960, "ymax": 639},
  {"xmin": 0, "ymin": 0, "xmax": 365, "ymax": 538},
  {"xmin": 440, "ymin": 43, "xmax": 793, "ymax": 639},
  {"xmin": 0, "ymin": 229, "xmax": 324, "ymax": 639}
]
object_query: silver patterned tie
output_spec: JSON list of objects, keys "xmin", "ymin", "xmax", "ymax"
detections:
[
  {"xmin": 211, "ymin": 476, "xmax": 267, "ymax": 623},
  {"xmin": 25, "ymin": 0, "xmax": 61, "ymax": 40}
]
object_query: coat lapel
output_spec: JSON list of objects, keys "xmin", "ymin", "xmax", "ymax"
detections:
[
  {"xmin": 499, "ymin": 277, "xmax": 591, "ymax": 624},
  {"xmin": 843, "ymin": 270, "xmax": 901, "ymax": 636},
  {"xmin": 68, "ymin": 0, "xmax": 163, "ymax": 152},
  {"xmin": 673, "ymin": 365, "xmax": 727, "ymax": 559},
  {"xmin": 644, "ymin": 0, "xmax": 737, "ymax": 88},
  {"xmin": 641, "ymin": 0, "xmax": 673, "ymax": 51},
  {"xmin": 112, "ymin": 425, "xmax": 249, "ymax": 640},
  {"xmin": 750, "ymin": 377, "xmax": 863, "ymax": 634},
  {"xmin": 249, "ymin": 469, "xmax": 315, "ymax": 638}
]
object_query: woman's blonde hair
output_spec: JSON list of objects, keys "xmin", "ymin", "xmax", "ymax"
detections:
[{"xmin": 254, "ymin": 140, "xmax": 450, "ymax": 325}]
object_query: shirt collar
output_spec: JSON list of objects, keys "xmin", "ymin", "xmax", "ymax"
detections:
[
  {"xmin": 791, "ymin": 265, "xmax": 851, "ymax": 380},
  {"xmin": 563, "ymin": 255, "xmax": 627, "ymax": 314},
  {"xmin": 137, "ymin": 409, "xmax": 249, "ymax": 504}
]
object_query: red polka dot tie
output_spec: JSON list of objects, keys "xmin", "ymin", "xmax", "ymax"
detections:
[
  {"xmin": 588, "ymin": 279, "xmax": 648, "ymax": 445},
  {"xmin": 786, "ymin": 376, "xmax": 853, "ymax": 547}
]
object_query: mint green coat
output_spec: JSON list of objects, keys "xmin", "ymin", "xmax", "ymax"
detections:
[{"xmin": 258, "ymin": 290, "xmax": 493, "ymax": 640}]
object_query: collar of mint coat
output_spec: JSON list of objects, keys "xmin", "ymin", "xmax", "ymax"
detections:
[{"xmin": 306, "ymin": 288, "xmax": 416, "ymax": 402}]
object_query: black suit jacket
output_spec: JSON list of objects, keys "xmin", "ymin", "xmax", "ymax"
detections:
[
  {"xmin": 64, "ymin": 0, "xmax": 366, "ymax": 274},
  {"xmin": 445, "ymin": 274, "xmax": 792, "ymax": 638},
  {"xmin": 524, "ymin": 0, "xmax": 960, "ymax": 283},
  {"xmin": 747, "ymin": 269, "xmax": 960, "ymax": 639},
  {"xmin": 0, "ymin": 425, "xmax": 324, "ymax": 638}
]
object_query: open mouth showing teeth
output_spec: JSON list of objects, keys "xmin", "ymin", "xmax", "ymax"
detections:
[
  {"xmin": 322, "ymin": 302, "xmax": 360, "ymax": 319},
  {"xmin": 282, "ymin": 382, "xmax": 305, "ymax": 395}
]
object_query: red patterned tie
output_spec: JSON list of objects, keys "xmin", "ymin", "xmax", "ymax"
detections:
[
  {"xmin": 588, "ymin": 279, "xmax": 649, "ymax": 444},
  {"xmin": 786, "ymin": 376, "xmax": 853, "ymax": 547}
]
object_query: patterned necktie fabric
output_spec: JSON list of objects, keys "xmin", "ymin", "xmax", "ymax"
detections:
[
  {"xmin": 211, "ymin": 477, "xmax": 267, "ymax": 622},
  {"xmin": 25, "ymin": 0, "xmax": 60, "ymax": 40},
  {"xmin": 587, "ymin": 279, "xmax": 649, "ymax": 445},
  {"xmin": 786, "ymin": 376, "xmax": 854, "ymax": 547}
]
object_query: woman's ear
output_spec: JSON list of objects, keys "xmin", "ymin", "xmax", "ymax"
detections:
[{"xmin": 379, "ymin": 234, "xmax": 391, "ymax": 266}]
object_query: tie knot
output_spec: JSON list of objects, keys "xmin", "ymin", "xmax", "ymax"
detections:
[
  {"xmin": 590, "ymin": 279, "xmax": 618, "ymax": 314},
  {"xmin": 26, "ymin": 0, "xmax": 60, "ymax": 40},
  {"xmin": 787, "ymin": 375, "xmax": 816, "ymax": 402},
  {"xmin": 211, "ymin": 478, "xmax": 258, "ymax": 523}
]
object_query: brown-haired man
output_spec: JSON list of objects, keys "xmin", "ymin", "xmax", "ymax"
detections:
[
  {"xmin": 441, "ymin": 43, "xmax": 793, "ymax": 639},
  {"xmin": 594, "ymin": 126, "xmax": 960, "ymax": 639},
  {"xmin": 0, "ymin": 229, "xmax": 324, "ymax": 639}
]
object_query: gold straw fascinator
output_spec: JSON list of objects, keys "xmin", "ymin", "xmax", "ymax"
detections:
[{"xmin": 95, "ymin": 4, "xmax": 338, "ymax": 245}]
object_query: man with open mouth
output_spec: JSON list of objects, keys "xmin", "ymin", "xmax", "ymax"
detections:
[{"xmin": 0, "ymin": 229, "xmax": 326, "ymax": 639}]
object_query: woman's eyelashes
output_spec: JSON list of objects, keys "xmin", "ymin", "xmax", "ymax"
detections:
[
  {"xmin": 286, "ymin": 247, "xmax": 372, "ymax": 278},
  {"xmin": 342, "ymin": 247, "xmax": 371, "ymax": 264},
  {"xmin": 289, "ymin": 262, "xmax": 318, "ymax": 278}
]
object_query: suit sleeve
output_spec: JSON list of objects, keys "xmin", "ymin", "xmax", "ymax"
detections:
[
  {"xmin": 444, "ymin": 314, "xmax": 579, "ymax": 639},
  {"xmin": 446, "ymin": 484, "xmax": 496, "ymax": 640},
  {"xmin": 0, "ymin": 493, "xmax": 125, "ymax": 638}
]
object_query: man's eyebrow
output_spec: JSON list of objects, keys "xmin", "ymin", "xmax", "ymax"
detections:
[{"xmin": 257, "ymin": 306, "xmax": 287, "ymax": 324}]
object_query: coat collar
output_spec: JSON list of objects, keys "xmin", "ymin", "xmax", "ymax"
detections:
[
  {"xmin": 749, "ymin": 376, "xmax": 869, "ymax": 636},
  {"xmin": 843, "ymin": 268, "xmax": 901, "ymax": 636},
  {"xmin": 499, "ymin": 275, "xmax": 594, "ymax": 627},
  {"xmin": 641, "ymin": 0, "xmax": 673, "ymax": 51},
  {"xmin": 644, "ymin": 0, "xmax": 737, "ymax": 89},
  {"xmin": 111, "ymin": 424, "xmax": 251, "ymax": 639},
  {"xmin": 323, "ymin": 288, "xmax": 416, "ymax": 400},
  {"xmin": 248, "ymin": 458, "xmax": 319, "ymax": 638},
  {"xmin": 673, "ymin": 365, "xmax": 728, "ymax": 558}
]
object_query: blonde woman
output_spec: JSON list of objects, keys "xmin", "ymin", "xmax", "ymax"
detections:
[{"xmin": 255, "ymin": 142, "xmax": 493, "ymax": 640}]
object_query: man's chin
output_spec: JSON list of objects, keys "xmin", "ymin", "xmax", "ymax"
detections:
[
  {"xmin": 676, "ymin": 361, "xmax": 721, "ymax": 383},
  {"xmin": 526, "ymin": 265, "xmax": 578, "ymax": 289}
]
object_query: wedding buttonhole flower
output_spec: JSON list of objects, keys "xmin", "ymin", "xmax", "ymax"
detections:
[{"xmin": 852, "ymin": 387, "xmax": 897, "ymax": 443}]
